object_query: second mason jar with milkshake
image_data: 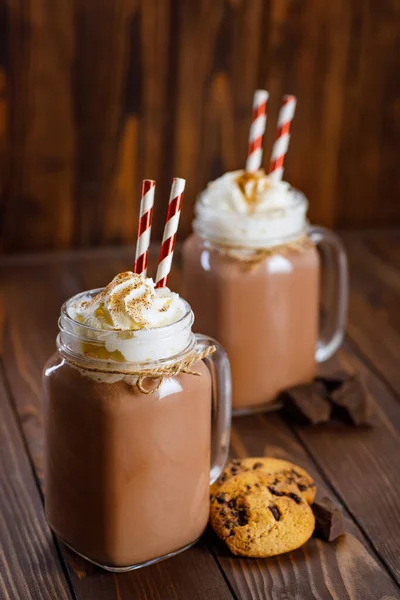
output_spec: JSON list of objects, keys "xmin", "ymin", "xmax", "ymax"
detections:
[{"xmin": 183, "ymin": 91, "xmax": 348, "ymax": 414}]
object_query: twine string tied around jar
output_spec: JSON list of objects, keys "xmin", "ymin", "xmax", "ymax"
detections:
[
  {"xmin": 64, "ymin": 345, "xmax": 216, "ymax": 395},
  {"xmin": 213, "ymin": 233, "xmax": 313, "ymax": 270}
]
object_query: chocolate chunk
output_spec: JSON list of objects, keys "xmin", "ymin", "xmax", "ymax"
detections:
[
  {"xmin": 269, "ymin": 485, "xmax": 302, "ymax": 504},
  {"xmin": 252, "ymin": 462, "xmax": 264, "ymax": 469},
  {"xmin": 330, "ymin": 375, "xmax": 372, "ymax": 426},
  {"xmin": 268, "ymin": 486, "xmax": 285, "ymax": 497},
  {"xmin": 282, "ymin": 382, "xmax": 332, "ymax": 425},
  {"xmin": 317, "ymin": 370, "xmax": 352, "ymax": 392},
  {"xmin": 238, "ymin": 508, "xmax": 248, "ymax": 526},
  {"xmin": 269, "ymin": 505, "xmax": 281, "ymax": 521},
  {"xmin": 288, "ymin": 492, "xmax": 302, "ymax": 504},
  {"xmin": 312, "ymin": 497, "xmax": 345, "ymax": 542}
]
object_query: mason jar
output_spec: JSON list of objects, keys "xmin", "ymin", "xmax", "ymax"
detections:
[
  {"xmin": 43, "ymin": 290, "xmax": 231, "ymax": 571},
  {"xmin": 182, "ymin": 187, "xmax": 347, "ymax": 414}
]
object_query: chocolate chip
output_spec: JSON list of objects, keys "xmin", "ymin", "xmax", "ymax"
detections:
[
  {"xmin": 231, "ymin": 466, "xmax": 239, "ymax": 475},
  {"xmin": 269, "ymin": 505, "xmax": 281, "ymax": 521},
  {"xmin": 268, "ymin": 486, "xmax": 285, "ymax": 497},
  {"xmin": 215, "ymin": 493, "xmax": 227, "ymax": 504},
  {"xmin": 245, "ymin": 484, "xmax": 251, "ymax": 491},
  {"xmin": 228, "ymin": 499, "xmax": 236, "ymax": 509},
  {"xmin": 282, "ymin": 382, "xmax": 332, "ymax": 425},
  {"xmin": 238, "ymin": 508, "xmax": 248, "ymax": 526},
  {"xmin": 288, "ymin": 492, "xmax": 302, "ymax": 504},
  {"xmin": 255, "ymin": 483, "xmax": 261, "ymax": 489},
  {"xmin": 298, "ymin": 483, "xmax": 308, "ymax": 492},
  {"xmin": 312, "ymin": 497, "xmax": 345, "ymax": 542},
  {"xmin": 252, "ymin": 462, "xmax": 264, "ymax": 469}
]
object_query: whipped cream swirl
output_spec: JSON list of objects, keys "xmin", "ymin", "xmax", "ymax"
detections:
[
  {"xmin": 68, "ymin": 272, "xmax": 186, "ymax": 331},
  {"xmin": 194, "ymin": 169, "xmax": 308, "ymax": 248},
  {"xmin": 63, "ymin": 273, "xmax": 192, "ymax": 367},
  {"xmin": 201, "ymin": 169, "xmax": 294, "ymax": 215}
]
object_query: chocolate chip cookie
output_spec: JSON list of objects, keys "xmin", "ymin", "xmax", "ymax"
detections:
[
  {"xmin": 210, "ymin": 471, "xmax": 315, "ymax": 557},
  {"xmin": 211, "ymin": 457, "xmax": 316, "ymax": 505}
]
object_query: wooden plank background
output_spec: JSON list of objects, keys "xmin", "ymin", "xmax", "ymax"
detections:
[{"xmin": 0, "ymin": 0, "xmax": 399, "ymax": 253}]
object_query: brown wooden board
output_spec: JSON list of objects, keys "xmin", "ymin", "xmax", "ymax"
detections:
[
  {"xmin": 341, "ymin": 231, "xmax": 400, "ymax": 395},
  {"xmin": 295, "ymin": 348, "xmax": 400, "ymax": 584},
  {"xmin": 0, "ymin": 371, "xmax": 72, "ymax": 600},
  {"xmin": 1, "ymin": 246, "xmax": 400, "ymax": 598},
  {"xmin": 1, "ymin": 2, "xmax": 400, "ymax": 252}
]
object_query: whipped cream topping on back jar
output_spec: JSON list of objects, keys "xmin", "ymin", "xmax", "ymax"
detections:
[{"xmin": 193, "ymin": 169, "xmax": 308, "ymax": 249}]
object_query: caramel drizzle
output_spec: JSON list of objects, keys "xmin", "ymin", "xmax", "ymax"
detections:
[{"xmin": 235, "ymin": 169, "xmax": 270, "ymax": 213}]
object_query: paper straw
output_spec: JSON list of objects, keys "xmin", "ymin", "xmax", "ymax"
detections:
[
  {"xmin": 155, "ymin": 178, "xmax": 185, "ymax": 288},
  {"xmin": 134, "ymin": 179, "xmax": 155, "ymax": 276},
  {"xmin": 245, "ymin": 89, "xmax": 269, "ymax": 173},
  {"xmin": 269, "ymin": 94, "xmax": 297, "ymax": 181}
]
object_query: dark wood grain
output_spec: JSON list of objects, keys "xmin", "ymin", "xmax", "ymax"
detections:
[
  {"xmin": 295, "ymin": 343, "xmax": 400, "ymax": 585},
  {"xmin": 341, "ymin": 231, "xmax": 400, "ymax": 394},
  {"xmin": 0, "ymin": 370, "xmax": 72, "ymax": 600},
  {"xmin": 1, "ymin": 1, "xmax": 400, "ymax": 252},
  {"xmin": 4, "ymin": 0, "xmax": 76, "ymax": 252},
  {"xmin": 64, "ymin": 541, "xmax": 235, "ymax": 600},
  {"xmin": 1, "ymin": 244, "xmax": 400, "ymax": 599}
]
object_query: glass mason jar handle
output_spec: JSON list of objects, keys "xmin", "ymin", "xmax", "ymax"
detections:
[
  {"xmin": 308, "ymin": 226, "xmax": 348, "ymax": 363},
  {"xmin": 195, "ymin": 334, "xmax": 232, "ymax": 484}
]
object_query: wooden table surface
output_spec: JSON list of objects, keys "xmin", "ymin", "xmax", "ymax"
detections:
[{"xmin": 1, "ymin": 230, "xmax": 400, "ymax": 600}]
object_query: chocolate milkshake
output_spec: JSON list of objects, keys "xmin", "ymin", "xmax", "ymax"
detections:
[
  {"xmin": 182, "ymin": 170, "xmax": 348, "ymax": 413},
  {"xmin": 43, "ymin": 272, "xmax": 231, "ymax": 570}
]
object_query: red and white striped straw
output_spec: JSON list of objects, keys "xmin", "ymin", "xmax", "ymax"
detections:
[
  {"xmin": 269, "ymin": 94, "xmax": 297, "ymax": 181},
  {"xmin": 245, "ymin": 89, "xmax": 269, "ymax": 173},
  {"xmin": 155, "ymin": 177, "xmax": 185, "ymax": 288},
  {"xmin": 134, "ymin": 179, "xmax": 155, "ymax": 276}
]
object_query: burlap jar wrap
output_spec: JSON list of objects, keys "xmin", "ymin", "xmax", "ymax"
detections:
[
  {"xmin": 65, "ymin": 345, "xmax": 216, "ymax": 395},
  {"xmin": 209, "ymin": 234, "xmax": 314, "ymax": 271}
]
